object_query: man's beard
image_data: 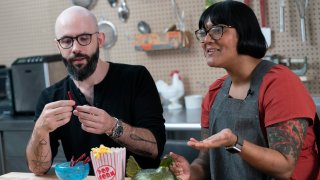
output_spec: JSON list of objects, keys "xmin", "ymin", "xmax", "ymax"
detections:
[{"xmin": 62, "ymin": 48, "xmax": 99, "ymax": 81}]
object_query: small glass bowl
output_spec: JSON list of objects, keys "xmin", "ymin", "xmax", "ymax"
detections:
[{"xmin": 55, "ymin": 161, "xmax": 90, "ymax": 180}]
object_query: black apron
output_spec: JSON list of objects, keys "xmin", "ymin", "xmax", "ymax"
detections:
[{"xmin": 208, "ymin": 60, "xmax": 275, "ymax": 180}]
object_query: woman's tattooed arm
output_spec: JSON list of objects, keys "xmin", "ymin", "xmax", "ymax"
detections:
[{"xmin": 267, "ymin": 119, "xmax": 309, "ymax": 162}]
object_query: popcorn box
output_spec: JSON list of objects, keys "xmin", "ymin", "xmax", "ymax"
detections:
[{"xmin": 91, "ymin": 146, "xmax": 126, "ymax": 180}]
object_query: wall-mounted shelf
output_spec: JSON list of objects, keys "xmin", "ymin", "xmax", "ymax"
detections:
[{"xmin": 134, "ymin": 31, "xmax": 191, "ymax": 51}]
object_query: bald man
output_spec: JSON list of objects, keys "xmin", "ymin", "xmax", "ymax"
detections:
[{"xmin": 26, "ymin": 6, "xmax": 166, "ymax": 175}]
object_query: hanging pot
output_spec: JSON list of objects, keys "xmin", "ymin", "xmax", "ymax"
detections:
[
  {"xmin": 107, "ymin": 0, "xmax": 118, "ymax": 8},
  {"xmin": 98, "ymin": 20, "xmax": 118, "ymax": 49},
  {"xmin": 70, "ymin": 0, "xmax": 98, "ymax": 10}
]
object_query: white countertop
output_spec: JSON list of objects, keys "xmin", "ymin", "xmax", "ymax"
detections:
[
  {"xmin": 163, "ymin": 108, "xmax": 201, "ymax": 131},
  {"xmin": 163, "ymin": 96, "xmax": 320, "ymax": 131}
]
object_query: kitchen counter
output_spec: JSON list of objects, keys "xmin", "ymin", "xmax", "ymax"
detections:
[
  {"xmin": 163, "ymin": 108, "xmax": 201, "ymax": 130},
  {"xmin": 0, "ymin": 172, "xmax": 68, "ymax": 180},
  {"xmin": 0, "ymin": 172, "xmax": 131, "ymax": 180},
  {"xmin": 0, "ymin": 108, "xmax": 202, "ymax": 131}
]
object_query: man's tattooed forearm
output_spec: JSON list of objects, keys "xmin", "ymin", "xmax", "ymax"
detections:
[
  {"xmin": 31, "ymin": 160, "xmax": 51, "ymax": 174},
  {"xmin": 117, "ymin": 140, "xmax": 153, "ymax": 157},
  {"xmin": 30, "ymin": 138, "xmax": 51, "ymax": 173},
  {"xmin": 267, "ymin": 119, "xmax": 308, "ymax": 161},
  {"xmin": 129, "ymin": 134, "xmax": 157, "ymax": 144}
]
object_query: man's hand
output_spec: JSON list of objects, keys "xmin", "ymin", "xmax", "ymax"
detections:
[
  {"xmin": 35, "ymin": 100, "xmax": 75, "ymax": 133},
  {"xmin": 73, "ymin": 105, "xmax": 115, "ymax": 134}
]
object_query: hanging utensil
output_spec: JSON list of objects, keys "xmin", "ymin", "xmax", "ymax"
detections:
[
  {"xmin": 98, "ymin": 19, "xmax": 118, "ymax": 49},
  {"xmin": 260, "ymin": 0, "xmax": 271, "ymax": 47},
  {"xmin": 70, "ymin": 0, "xmax": 97, "ymax": 10},
  {"xmin": 171, "ymin": 0, "xmax": 183, "ymax": 31},
  {"xmin": 171, "ymin": 0, "xmax": 189, "ymax": 48},
  {"xmin": 137, "ymin": 21, "xmax": 151, "ymax": 34},
  {"xmin": 294, "ymin": 0, "xmax": 308, "ymax": 43},
  {"xmin": 279, "ymin": 0, "xmax": 285, "ymax": 32},
  {"xmin": 245, "ymin": 0, "xmax": 270, "ymax": 47},
  {"xmin": 107, "ymin": 0, "xmax": 117, "ymax": 8},
  {"xmin": 118, "ymin": 0, "xmax": 129, "ymax": 23}
]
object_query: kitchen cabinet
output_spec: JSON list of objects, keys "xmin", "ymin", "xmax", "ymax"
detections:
[
  {"xmin": 0, "ymin": 132, "xmax": 4, "ymax": 174},
  {"xmin": 0, "ymin": 117, "xmax": 35, "ymax": 175},
  {"xmin": 3, "ymin": 131, "xmax": 32, "ymax": 172}
]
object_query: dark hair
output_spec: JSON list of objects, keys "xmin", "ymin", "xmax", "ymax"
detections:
[{"xmin": 198, "ymin": 1, "xmax": 267, "ymax": 58}]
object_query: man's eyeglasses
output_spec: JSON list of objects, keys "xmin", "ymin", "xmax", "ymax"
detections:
[
  {"xmin": 56, "ymin": 32, "xmax": 99, "ymax": 49},
  {"xmin": 195, "ymin": 25, "xmax": 233, "ymax": 42}
]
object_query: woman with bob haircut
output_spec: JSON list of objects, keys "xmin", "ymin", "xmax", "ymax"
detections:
[{"xmin": 170, "ymin": 1, "xmax": 319, "ymax": 179}]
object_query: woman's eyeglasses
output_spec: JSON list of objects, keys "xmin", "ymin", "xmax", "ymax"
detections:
[
  {"xmin": 56, "ymin": 32, "xmax": 99, "ymax": 49},
  {"xmin": 195, "ymin": 25, "xmax": 233, "ymax": 42}
]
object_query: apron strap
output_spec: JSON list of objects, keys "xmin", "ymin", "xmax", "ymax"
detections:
[{"xmin": 250, "ymin": 60, "xmax": 275, "ymax": 95}]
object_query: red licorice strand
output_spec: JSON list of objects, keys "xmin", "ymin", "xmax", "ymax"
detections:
[
  {"xmin": 70, "ymin": 155, "xmax": 75, "ymax": 167},
  {"xmin": 70, "ymin": 153, "xmax": 89, "ymax": 167},
  {"xmin": 83, "ymin": 156, "xmax": 91, "ymax": 164},
  {"xmin": 67, "ymin": 91, "xmax": 77, "ymax": 109},
  {"xmin": 74, "ymin": 153, "xmax": 86, "ymax": 165},
  {"xmin": 70, "ymin": 161, "xmax": 75, "ymax": 167}
]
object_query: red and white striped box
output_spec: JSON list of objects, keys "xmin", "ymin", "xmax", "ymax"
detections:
[{"xmin": 91, "ymin": 147, "xmax": 126, "ymax": 180}]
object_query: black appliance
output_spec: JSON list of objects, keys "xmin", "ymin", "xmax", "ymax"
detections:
[{"xmin": 11, "ymin": 54, "xmax": 67, "ymax": 114}]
